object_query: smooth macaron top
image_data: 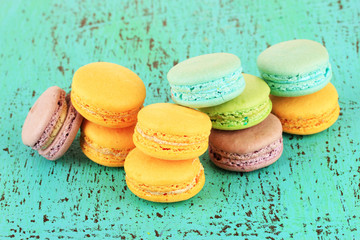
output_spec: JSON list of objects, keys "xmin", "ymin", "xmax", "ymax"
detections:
[
  {"xmin": 257, "ymin": 39, "xmax": 329, "ymax": 76},
  {"xmin": 200, "ymin": 74, "xmax": 270, "ymax": 112},
  {"xmin": 81, "ymin": 120, "xmax": 135, "ymax": 149},
  {"xmin": 167, "ymin": 53, "xmax": 241, "ymax": 85},
  {"xmin": 270, "ymin": 82, "xmax": 338, "ymax": 119},
  {"xmin": 209, "ymin": 113, "xmax": 282, "ymax": 154},
  {"xmin": 71, "ymin": 62, "xmax": 146, "ymax": 112},
  {"xmin": 22, "ymin": 86, "xmax": 66, "ymax": 147},
  {"xmin": 125, "ymin": 148, "xmax": 202, "ymax": 186},
  {"xmin": 137, "ymin": 103, "xmax": 212, "ymax": 135}
]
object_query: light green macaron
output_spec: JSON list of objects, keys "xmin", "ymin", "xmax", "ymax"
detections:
[
  {"xmin": 257, "ymin": 39, "xmax": 332, "ymax": 97},
  {"xmin": 199, "ymin": 73, "xmax": 272, "ymax": 130}
]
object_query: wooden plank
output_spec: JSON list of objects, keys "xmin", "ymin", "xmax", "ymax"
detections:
[{"xmin": 0, "ymin": 0, "xmax": 359, "ymax": 238}]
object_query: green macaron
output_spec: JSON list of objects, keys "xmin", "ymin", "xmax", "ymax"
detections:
[
  {"xmin": 199, "ymin": 73, "xmax": 271, "ymax": 130},
  {"xmin": 257, "ymin": 39, "xmax": 332, "ymax": 97}
]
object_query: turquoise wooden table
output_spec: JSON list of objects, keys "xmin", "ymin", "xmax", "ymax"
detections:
[{"xmin": 1, "ymin": 0, "xmax": 359, "ymax": 239}]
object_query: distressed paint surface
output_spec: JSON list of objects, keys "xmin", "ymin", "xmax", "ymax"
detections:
[{"xmin": 0, "ymin": 0, "xmax": 359, "ymax": 239}]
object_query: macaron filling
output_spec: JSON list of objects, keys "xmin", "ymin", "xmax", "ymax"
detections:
[
  {"xmin": 126, "ymin": 164, "xmax": 204, "ymax": 196},
  {"xmin": 135, "ymin": 125, "xmax": 206, "ymax": 147},
  {"xmin": 80, "ymin": 134, "xmax": 131, "ymax": 158},
  {"xmin": 205, "ymin": 99, "xmax": 272, "ymax": 129},
  {"xmin": 170, "ymin": 68, "xmax": 245, "ymax": 103},
  {"xmin": 209, "ymin": 138, "xmax": 283, "ymax": 167},
  {"xmin": 71, "ymin": 92, "xmax": 140, "ymax": 124},
  {"xmin": 40, "ymin": 104, "xmax": 79, "ymax": 159},
  {"xmin": 33, "ymin": 96, "xmax": 68, "ymax": 150},
  {"xmin": 260, "ymin": 63, "xmax": 332, "ymax": 93}
]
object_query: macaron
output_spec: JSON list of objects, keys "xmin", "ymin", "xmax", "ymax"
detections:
[
  {"xmin": 80, "ymin": 120, "xmax": 135, "ymax": 167},
  {"xmin": 22, "ymin": 86, "xmax": 83, "ymax": 160},
  {"xmin": 124, "ymin": 148, "xmax": 205, "ymax": 203},
  {"xmin": 71, "ymin": 62, "xmax": 146, "ymax": 128},
  {"xmin": 199, "ymin": 73, "xmax": 271, "ymax": 130},
  {"xmin": 208, "ymin": 113, "xmax": 283, "ymax": 172},
  {"xmin": 133, "ymin": 103, "xmax": 212, "ymax": 160},
  {"xmin": 167, "ymin": 53, "xmax": 245, "ymax": 108},
  {"xmin": 257, "ymin": 39, "xmax": 332, "ymax": 97},
  {"xmin": 270, "ymin": 82, "xmax": 340, "ymax": 135}
]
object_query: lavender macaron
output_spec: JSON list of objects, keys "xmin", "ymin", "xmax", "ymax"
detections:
[
  {"xmin": 208, "ymin": 113, "xmax": 283, "ymax": 172},
  {"xmin": 22, "ymin": 86, "xmax": 83, "ymax": 160}
]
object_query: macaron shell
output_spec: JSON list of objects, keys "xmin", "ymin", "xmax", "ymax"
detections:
[
  {"xmin": 209, "ymin": 113, "xmax": 283, "ymax": 154},
  {"xmin": 127, "ymin": 173, "xmax": 205, "ymax": 203},
  {"xmin": 209, "ymin": 141, "xmax": 283, "ymax": 172},
  {"xmin": 137, "ymin": 103, "xmax": 212, "ymax": 135},
  {"xmin": 208, "ymin": 113, "xmax": 283, "ymax": 172},
  {"xmin": 133, "ymin": 103, "xmax": 212, "ymax": 160},
  {"xmin": 200, "ymin": 74, "xmax": 271, "ymax": 130},
  {"xmin": 270, "ymin": 82, "xmax": 340, "ymax": 135},
  {"xmin": 38, "ymin": 97, "xmax": 83, "ymax": 160},
  {"xmin": 168, "ymin": 53, "xmax": 246, "ymax": 108},
  {"xmin": 167, "ymin": 53, "xmax": 241, "ymax": 85},
  {"xmin": 209, "ymin": 99, "xmax": 272, "ymax": 130},
  {"xmin": 80, "ymin": 120, "xmax": 135, "ymax": 167},
  {"xmin": 124, "ymin": 148, "xmax": 205, "ymax": 202},
  {"xmin": 22, "ymin": 86, "xmax": 67, "ymax": 147},
  {"xmin": 81, "ymin": 120, "xmax": 135, "ymax": 149},
  {"xmin": 170, "ymin": 78, "xmax": 245, "ymax": 108},
  {"xmin": 200, "ymin": 74, "xmax": 270, "ymax": 112},
  {"xmin": 257, "ymin": 39, "xmax": 329, "ymax": 75},
  {"xmin": 71, "ymin": 62, "xmax": 146, "ymax": 127},
  {"xmin": 72, "ymin": 62, "xmax": 146, "ymax": 112}
]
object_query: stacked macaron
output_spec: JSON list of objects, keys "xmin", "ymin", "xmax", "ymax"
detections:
[
  {"xmin": 21, "ymin": 62, "xmax": 145, "ymax": 165},
  {"xmin": 71, "ymin": 62, "xmax": 146, "ymax": 167},
  {"xmin": 124, "ymin": 103, "xmax": 212, "ymax": 202},
  {"xmin": 167, "ymin": 53, "xmax": 284, "ymax": 172},
  {"xmin": 257, "ymin": 39, "xmax": 340, "ymax": 135}
]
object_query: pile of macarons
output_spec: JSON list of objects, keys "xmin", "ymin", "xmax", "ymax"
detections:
[
  {"xmin": 125, "ymin": 103, "xmax": 211, "ymax": 202},
  {"xmin": 167, "ymin": 53, "xmax": 284, "ymax": 172},
  {"xmin": 257, "ymin": 39, "xmax": 340, "ymax": 135},
  {"xmin": 22, "ymin": 38, "xmax": 340, "ymax": 203},
  {"xmin": 22, "ymin": 62, "xmax": 146, "ymax": 164},
  {"xmin": 70, "ymin": 62, "xmax": 147, "ymax": 167}
]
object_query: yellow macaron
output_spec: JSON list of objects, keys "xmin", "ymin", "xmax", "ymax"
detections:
[
  {"xmin": 270, "ymin": 82, "xmax": 340, "ymax": 135},
  {"xmin": 133, "ymin": 103, "xmax": 212, "ymax": 160},
  {"xmin": 71, "ymin": 62, "xmax": 146, "ymax": 128},
  {"xmin": 80, "ymin": 119, "xmax": 135, "ymax": 167},
  {"xmin": 124, "ymin": 148, "xmax": 205, "ymax": 203}
]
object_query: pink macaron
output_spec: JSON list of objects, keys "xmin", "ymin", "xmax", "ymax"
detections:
[
  {"xmin": 208, "ymin": 113, "xmax": 283, "ymax": 172},
  {"xmin": 22, "ymin": 86, "xmax": 83, "ymax": 160}
]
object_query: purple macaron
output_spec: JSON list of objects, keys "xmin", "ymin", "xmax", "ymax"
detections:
[
  {"xmin": 22, "ymin": 86, "xmax": 83, "ymax": 160},
  {"xmin": 208, "ymin": 113, "xmax": 283, "ymax": 172}
]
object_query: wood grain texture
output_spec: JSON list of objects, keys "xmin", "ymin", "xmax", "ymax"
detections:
[{"xmin": 0, "ymin": 0, "xmax": 359, "ymax": 239}]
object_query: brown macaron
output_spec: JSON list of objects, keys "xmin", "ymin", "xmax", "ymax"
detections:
[{"xmin": 208, "ymin": 113, "xmax": 283, "ymax": 172}]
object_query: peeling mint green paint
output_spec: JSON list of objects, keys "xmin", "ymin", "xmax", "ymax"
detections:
[{"xmin": 1, "ymin": 0, "xmax": 359, "ymax": 239}]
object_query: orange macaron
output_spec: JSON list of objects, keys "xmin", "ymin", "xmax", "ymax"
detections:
[
  {"xmin": 270, "ymin": 82, "xmax": 340, "ymax": 135},
  {"xmin": 71, "ymin": 62, "xmax": 146, "ymax": 128},
  {"xmin": 124, "ymin": 148, "xmax": 205, "ymax": 202},
  {"xmin": 80, "ymin": 119, "xmax": 135, "ymax": 167},
  {"xmin": 133, "ymin": 103, "xmax": 212, "ymax": 160}
]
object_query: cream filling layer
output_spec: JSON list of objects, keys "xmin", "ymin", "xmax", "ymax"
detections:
[
  {"xmin": 135, "ymin": 126, "xmax": 203, "ymax": 146},
  {"xmin": 41, "ymin": 103, "xmax": 68, "ymax": 150},
  {"xmin": 72, "ymin": 92, "xmax": 140, "ymax": 120},
  {"xmin": 81, "ymin": 135, "xmax": 130, "ymax": 158}
]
